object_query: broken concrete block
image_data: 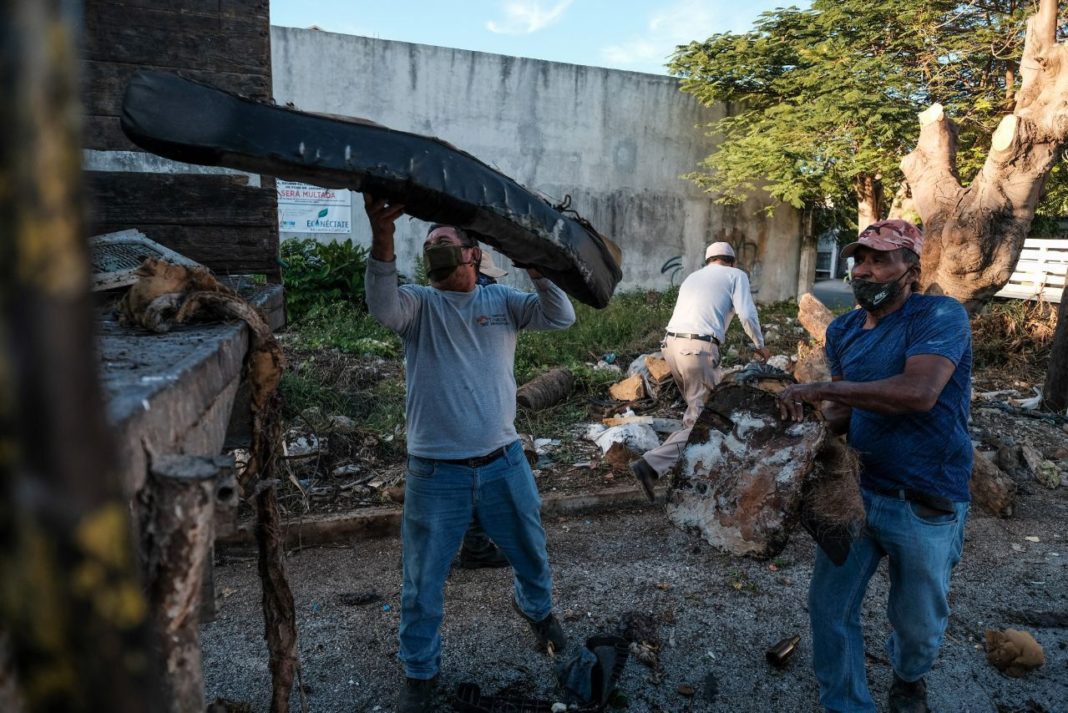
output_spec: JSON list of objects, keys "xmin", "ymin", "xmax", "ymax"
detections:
[
  {"xmin": 609, "ymin": 374, "xmax": 645, "ymax": 402},
  {"xmin": 644, "ymin": 356, "xmax": 673, "ymax": 383},
  {"xmin": 971, "ymin": 452, "xmax": 1018, "ymax": 517},
  {"xmin": 667, "ymin": 385, "xmax": 827, "ymax": 559}
]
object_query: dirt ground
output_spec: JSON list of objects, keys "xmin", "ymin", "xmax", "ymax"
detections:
[{"xmin": 203, "ymin": 419, "xmax": 1068, "ymax": 712}]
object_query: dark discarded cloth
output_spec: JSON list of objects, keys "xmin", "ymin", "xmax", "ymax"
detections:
[
  {"xmin": 452, "ymin": 635, "xmax": 629, "ymax": 713},
  {"xmin": 554, "ymin": 635, "xmax": 629, "ymax": 708},
  {"xmin": 555, "ymin": 646, "xmax": 598, "ymax": 704}
]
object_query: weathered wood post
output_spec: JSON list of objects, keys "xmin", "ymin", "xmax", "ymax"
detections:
[
  {"xmin": 0, "ymin": 0, "xmax": 162, "ymax": 710},
  {"xmin": 138, "ymin": 454, "xmax": 234, "ymax": 713}
]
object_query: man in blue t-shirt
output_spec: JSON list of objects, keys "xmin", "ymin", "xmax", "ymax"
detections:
[{"xmin": 778, "ymin": 219, "xmax": 972, "ymax": 713}]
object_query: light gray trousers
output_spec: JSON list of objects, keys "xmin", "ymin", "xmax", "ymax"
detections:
[{"xmin": 642, "ymin": 335, "xmax": 722, "ymax": 477}]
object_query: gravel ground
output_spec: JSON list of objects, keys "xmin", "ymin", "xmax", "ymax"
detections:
[{"xmin": 202, "ymin": 482, "xmax": 1067, "ymax": 712}]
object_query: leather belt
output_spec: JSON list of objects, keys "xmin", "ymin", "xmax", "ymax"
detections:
[
  {"xmin": 439, "ymin": 445, "xmax": 508, "ymax": 468},
  {"xmin": 666, "ymin": 331, "xmax": 719, "ymax": 345},
  {"xmin": 869, "ymin": 486, "xmax": 955, "ymax": 514}
]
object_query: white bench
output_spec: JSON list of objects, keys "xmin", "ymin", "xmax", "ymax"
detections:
[{"xmin": 995, "ymin": 238, "xmax": 1067, "ymax": 303}]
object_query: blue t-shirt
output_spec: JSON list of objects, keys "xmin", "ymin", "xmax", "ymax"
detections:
[{"xmin": 825, "ymin": 294, "xmax": 973, "ymax": 502}]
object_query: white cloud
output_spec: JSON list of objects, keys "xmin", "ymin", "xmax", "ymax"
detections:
[
  {"xmin": 600, "ymin": 0, "xmax": 776, "ymax": 70},
  {"xmin": 486, "ymin": 0, "xmax": 574, "ymax": 35}
]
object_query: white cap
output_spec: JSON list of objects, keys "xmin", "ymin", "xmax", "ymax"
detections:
[
  {"xmin": 705, "ymin": 241, "xmax": 736, "ymax": 262},
  {"xmin": 478, "ymin": 246, "xmax": 508, "ymax": 278}
]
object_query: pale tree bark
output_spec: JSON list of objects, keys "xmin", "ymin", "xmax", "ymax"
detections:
[
  {"xmin": 0, "ymin": 0, "xmax": 162, "ymax": 710},
  {"xmin": 853, "ymin": 173, "xmax": 884, "ymax": 233},
  {"xmin": 901, "ymin": 0, "xmax": 1066, "ymax": 313},
  {"xmin": 796, "ymin": 208, "xmax": 818, "ymax": 299}
]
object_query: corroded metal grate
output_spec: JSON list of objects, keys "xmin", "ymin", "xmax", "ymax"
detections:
[{"xmin": 89, "ymin": 229, "xmax": 200, "ymax": 291}]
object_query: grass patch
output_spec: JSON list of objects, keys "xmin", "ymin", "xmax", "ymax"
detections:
[
  {"xmin": 515, "ymin": 288, "xmax": 677, "ymax": 384},
  {"xmin": 288, "ymin": 301, "xmax": 400, "ymax": 357}
]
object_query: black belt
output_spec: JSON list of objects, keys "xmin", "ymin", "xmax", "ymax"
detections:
[
  {"xmin": 666, "ymin": 331, "xmax": 720, "ymax": 345},
  {"xmin": 869, "ymin": 486, "xmax": 955, "ymax": 514},
  {"xmin": 439, "ymin": 446, "xmax": 508, "ymax": 468}
]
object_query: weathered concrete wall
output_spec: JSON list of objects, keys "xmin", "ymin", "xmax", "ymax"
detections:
[{"xmin": 271, "ymin": 27, "xmax": 802, "ymax": 301}]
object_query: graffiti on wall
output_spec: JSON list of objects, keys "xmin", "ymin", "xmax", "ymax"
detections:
[{"xmin": 718, "ymin": 227, "xmax": 762, "ymax": 294}]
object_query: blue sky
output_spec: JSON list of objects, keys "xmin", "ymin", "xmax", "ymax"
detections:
[{"xmin": 269, "ymin": 0, "xmax": 804, "ymax": 76}]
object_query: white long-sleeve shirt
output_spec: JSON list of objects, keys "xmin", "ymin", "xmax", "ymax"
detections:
[
  {"xmin": 665, "ymin": 263, "xmax": 764, "ymax": 348},
  {"xmin": 365, "ymin": 256, "xmax": 575, "ymax": 458}
]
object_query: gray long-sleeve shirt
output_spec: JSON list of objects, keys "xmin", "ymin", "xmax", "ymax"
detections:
[
  {"xmin": 665, "ymin": 263, "xmax": 764, "ymax": 348},
  {"xmin": 366, "ymin": 256, "xmax": 575, "ymax": 459}
]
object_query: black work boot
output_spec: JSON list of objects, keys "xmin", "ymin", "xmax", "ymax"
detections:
[
  {"xmin": 396, "ymin": 676, "xmax": 438, "ymax": 713},
  {"xmin": 512, "ymin": 597, "xmax": 568, "ymax": 654},
  {"xmin": 629, "ymin": 457, "xmax": 658, "ymax": 503},
  {"xmin": 457, "ymin": 526, "xmax": 510, "ymax": 569},
  {"xmin": 888, "ymin": 674, "xmax": 929, "ymax": 713}
]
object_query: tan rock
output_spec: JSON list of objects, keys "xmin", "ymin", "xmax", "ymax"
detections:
[
  {"xmin": 971, "ymin": 451, "xmax": 1018, "ymax": 517},
  {"xmin": 985, "ymin": 628, "xmax": 1044, "ymax": 677},
  {"xmin": 609, "ymin": 374, "xmax": 645, "ymax": 401},
  {"xmin": 644, "ymin": 356, "xmax": 673, "ymax": 383}
]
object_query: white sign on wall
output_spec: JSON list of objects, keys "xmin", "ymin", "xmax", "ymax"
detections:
[{"xmin": 277, "ymin": 180, "xmax": 352, "ymax": 234}]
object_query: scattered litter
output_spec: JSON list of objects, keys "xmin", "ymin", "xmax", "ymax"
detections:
[
  {"xmin": 1009, "ymin": 387, "xmax": 1044, "ymax": 410},
  {"xmin": 1025, "ymin": 536, "xmax": 1041, "ymax": 543},
  {"xmin": 676, "ymin": 684, "xmax": 695, "ymax": 697},
  {"xmin": 765, "ymin": 634, "xmax": 801, "ymax": 668},
  {"xmin": 283, "ymin": 431, "xmax": 320, "ymax": 459},
  {"xmin": 1012, "ymin": 544, "xmax": 1026, "ymax": 552},
  {"xmin": 593, "ymin": 424, "xmax": 660, "ymax": 455}
]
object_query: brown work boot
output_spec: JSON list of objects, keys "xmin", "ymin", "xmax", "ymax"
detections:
[
  {"xmin": 396, "ymin": 675, "xmax": 438, "ymax": 713},
  {"xmin": 629, "ymin": 457, "xmax": 658, "ymax": 503},
  {"xmin": 888, "ymin": 675, "xmax": 928, "ymax": 713}
]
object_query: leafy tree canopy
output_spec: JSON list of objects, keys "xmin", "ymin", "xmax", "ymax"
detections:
[{"xmin": 668, "ymin": 0, "xmax": 1044, "ymax": 231}]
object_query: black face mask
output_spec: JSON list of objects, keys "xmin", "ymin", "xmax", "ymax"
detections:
[
  {"xmin": 425, "ymin": 245, "xmax": 468, "ymax": 282},
  {"xmin": 851, "ymin": 269, "xmax": 910, "ymax": 312}
]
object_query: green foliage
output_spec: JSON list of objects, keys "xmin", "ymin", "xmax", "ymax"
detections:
[
  {"xmin": 287, "ymin": 301, "xmax": 400, "ymax": 358},
  {"xmin": 669, "ymin": 1, "xmax": 1041, "ymax": 225},
  {"xmin": 280, "ymin": 237, "xmax": 370, "ymax": 318},
  {"xmin": 514, "ymin": 288, "xmax": 678, "ymax": 384}
]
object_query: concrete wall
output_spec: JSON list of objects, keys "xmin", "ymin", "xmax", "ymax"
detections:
[{"xmin": 271, "ymin": 27, "xmax": 802, "ymax": 301}]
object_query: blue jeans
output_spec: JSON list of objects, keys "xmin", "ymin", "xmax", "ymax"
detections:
[
  {"xmin": 809, "ymin": 489, "xmax": 968, "ymax": 712},
  {"xmin": 399, "ymin": 440, "xmax": 554, "ymax": 679}
]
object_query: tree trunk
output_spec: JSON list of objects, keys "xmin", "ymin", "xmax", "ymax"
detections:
[
  {"xmin": 854, "ymin": 173, "xmax": 884, "ymax": 233},
  {"xmin": 901, "ymin": 0, "xmax": 1065, "ymax": 313},
  {"xmin": 0, "ymin": 0, "xmax": 162, "ymax": 710},
  {"xmin": 796, "ymin": 209, "xmax": 817, "ymax": 299},
  {"xmin": 1042, "ymin": 283, "xmax": 1068, "ymax": 413},
  {"xmin": 517, "ymin": 368, "xmax": 575, "ymax": 410}
]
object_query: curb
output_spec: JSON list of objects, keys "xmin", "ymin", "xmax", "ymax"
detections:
[{"xmin": 218, "ymin": 483, "xmax": 664, "ymax": 549}]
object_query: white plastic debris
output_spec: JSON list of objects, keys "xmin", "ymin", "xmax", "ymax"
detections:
[
  {"xmin": 766, "ymin": 355, "xmax": 792, "ymax": 371},
  {"xmin": 593, "ymin": 423, "xmax": 660, "ymax": 454}
]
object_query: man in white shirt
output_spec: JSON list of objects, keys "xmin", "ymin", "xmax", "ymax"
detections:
[{"xmin": 631, "ymin": 241, "xmax": 770, "ymax": 500}]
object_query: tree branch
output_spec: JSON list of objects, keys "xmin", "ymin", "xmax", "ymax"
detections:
[
  {"xmin": 900, "ymin": 104, "xmax": 963, "ymax": 225},
  {"xmin": 1015, "ymin": 0, "xmax": 1059, "ymax": 112}
]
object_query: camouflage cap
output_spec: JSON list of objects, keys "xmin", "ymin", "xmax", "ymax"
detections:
[{"xmin": 840, "ymin": 219, "xmax": 924, "ymax": 259}]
